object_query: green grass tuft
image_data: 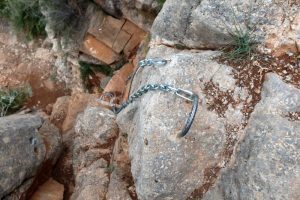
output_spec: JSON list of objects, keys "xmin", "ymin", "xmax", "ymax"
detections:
[
  {"xmin": 224, "ymin": 29, "xmax": 254, "ymax": 60},
  {"xmin": 0, "ymin": 86, "xmax": 31, "ymax": 117}
]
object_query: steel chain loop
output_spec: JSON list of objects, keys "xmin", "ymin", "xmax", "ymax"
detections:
[{"xmin": 110, "ymin": 58, "xmax": 199, "ymax": 137}]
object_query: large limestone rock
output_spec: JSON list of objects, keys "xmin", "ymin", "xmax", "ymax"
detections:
[
  {"xmin": 71, "ymin": 106, "xmax": 118, "ymax": 200},
  {"xmin": 203, "ymin": 74, "xmax": 300, "ymax": 200},
  {"xmin": 0, "ymin": 114, "xmax": 61, "ymax": 199},
  {"xmin": 152, "ymin": 0, "xmax": 300, "ymax": 56},
  {"xmin": 116, "ymin": 45, "xmax": 251, "ymax": 199}
]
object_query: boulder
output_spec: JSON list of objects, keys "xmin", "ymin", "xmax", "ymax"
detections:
[
  {"xmin": 50, "ymin": 96, "xmax": 71, "ymax": 131},
  {"xmin": 203, "ymin": 74, "xmax": 300, "ymax": 200},
  {"xmin": 71, "ymin": 106, "xmax": 119, "ymax": 200},
  {"xmin": 62, "ymin": 92, "xmax": 93, "ymax": 133},
  {"xmin": 116, "ymin": 45, "xmax": 250, "ymax": 199},
  {"xmin": 151, "ymin": 0, "xmax": 300, "ymax": 56},
  {"xmin": 0, "ymin": 114, "xmax": 61, "ymax": 199}
]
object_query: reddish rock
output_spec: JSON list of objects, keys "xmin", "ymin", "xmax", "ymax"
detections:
[
  {"xmin": 113, "ymin": 30, "xmax": 132, "ymax": 53},
  {"xmin": 103, "ymin": 62, "xmax": 134, "ymax": 103},
  {"xmin": 88, "ymin": 15, "xmax": 126, "ymax": 48},
  {"xmin": 50, "ymin": 96, "xmax": 71, "ymax": 131},
  {"xmin": 81, "ymin": 34, "xmax": 119, "ymax": 64},
  {"xmin": 122, "ymin": 22, "xmax": 147, "ymax": 57},
  {"xmin": 62, "ymin": 92, "xmax": 93, "ymax": 132},
  {"xmin": 266, "ymin": 12, "xmax": 300, "ymax": 57},
  {"xmin": 30, "ymin": 178, "xmax": 64, "ymax": 200},
  {"xmin": 122, "ymin": 20, "xmax": 142, "ymax": 35}
]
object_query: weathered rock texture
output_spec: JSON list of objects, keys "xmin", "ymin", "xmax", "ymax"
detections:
[
  {"xmin": 0, "ymin": 114, "xmax": 61, "ymax": 199},
  {"xmin": 83, "ymin": 10, "xmax": 147, "ymax": 63},
  {"xmin": 30, "ymin": 178, "xmax": 64, "ymax": 200},
  {"xmin": 106, "ymin": 133, "xmax": 136, "ymax": 200},
  {"xmin": 93, "ymin": 0, "xmax": 160, "ymax": 30},
  {"xmin": 71, "ymin": 106, "xmax": 118, "ymax": 200},
  {"xmin": 152, "ymin": 0, "xmax": 300, "ymax": 56},
  {"xmin": 203, "ymin": 74, "xmax": 300, "ymax": 200},
  {"xmin": 117, "ymin": 45, "xmax": 251, "ymax": 199}
]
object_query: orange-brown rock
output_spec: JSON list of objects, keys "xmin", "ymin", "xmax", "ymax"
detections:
[
  {"xmin": 50, "ymin": 96, "xmax": 71, "ymax": 131},
  {"xmin": 62, "ymin": 92, "xmax": 94, "ymax": 132},
  {"xmin": 88, "ymin": 15, "xmax": 126, "ymax": 48},
  {"xmin": 122, "ymin": 21, "xmax": 147, "ymax": 57},
  {"xmin": 81, "ymin": 34, "xmax": 119, "ymax": 64},
  {"xmin": 103, "ymin": 62, "xmax": 134, "ymax": 103},
  {"xmin": 122, "ymin": 20, "xmax": 142, "ymax": 35},
  {"xmin": 265, "ymin": 12, "xmax": 300, "ymax": 57},
  {"xmin": 30, "ymin": 178, "xmax": 64, "ymax": 200},
  {"xmin": 113, "ymin": 30, "xmax": 132, "ymax": 53}
]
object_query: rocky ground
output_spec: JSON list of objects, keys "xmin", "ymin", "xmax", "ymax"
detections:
[
  {"xmin": 0, "ymin": 0, "xmax": 299, "ymax": 200},
  {"xmin": 0, "ymin": 18, "xmax": 69, "ymax": 112}
]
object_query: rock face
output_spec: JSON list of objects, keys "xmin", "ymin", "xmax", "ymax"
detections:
[
  {"xmin": 117, "ymin": 45, "xmax": 251, "ymax": 199},
  {"xmin": 71, "ymin": 106, "xmax": 118, "ymax": 200},
  {"xmin": 203, "ymin": 74, "xmax": 300, "ymax": 200},
  {"xmin": 152, "ymin": 0, "xmax": 300, "ymax": 56},
  {"xmin": 106, "ymin": 133, "xmax": 136, "ymax": 200},
  {"xmin": 93, "ymin": 0, "xmax": 160, "ymax": 30},
  {"xmin": 0, "ymin": 114, "xmax": 61, "ymax": 199}
]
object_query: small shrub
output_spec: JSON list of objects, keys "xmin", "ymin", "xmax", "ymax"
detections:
[
  {"xmin": 0, "ymin": 0, "xmax": 46, "ymax": 39},
  {"xmin": 40, "ymin": 0, "xmax": 89, "ymax": 40},
  {"xmin": 79, "ymin": 61, "xmax": 114, "ymax": 79},
  {"xmin": 0, "ymin": 86, "xmax": 32, "ymax": 117},
  {"xmin": 79, "ymin": 61, "xmax": 114, "ymax": 91}
]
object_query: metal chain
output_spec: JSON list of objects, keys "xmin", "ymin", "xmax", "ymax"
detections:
[
  {"xmin": 115, "ymin": 84, "xmax": 173, "ymax": 113},
  {"xmin": 128, "ymin": 58, "xmax": 169, "ymax": 96},
  {"xmin": 103, "ymin": 57, "xmax": 199, "ymax": 137},
  {"xmin": 113, "ymin": 83, "xmax": 199, "ymax": 137},
  {"xmin": 138, "ymin": 58, "xmax": 168, "ymax": 68}
]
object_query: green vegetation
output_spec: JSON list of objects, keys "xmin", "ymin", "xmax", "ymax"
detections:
[
  {"xmin": 0, "ymin": 0, "xmax": 46, "ymax": 39},
  {"xmin": 0, "ymin": 0, "xmax": 89, "ymax": 40},
  {"xmin": 157, "ymin": 0, "xmax": 166, "ymax": 8},
  {"xmin": 79, "ymin": 61, "xmax": 114, "ymax": 90},
  {"xmin": 224, "ymin": 28, "xmax": 255, "ymax": 60},
  {"xmin": 105, "ymin": 164, "xmax": 115, "ymax": 173},
  {"xmin": 79, "ymin": 61, "xmax": 114, "ymax": 80},
  {"xmin": 40, "ymin": 0, "xmax": 89, "ymax": 40},
  {"xmin": 221, "ymin": 3, "xmax": 256, "ymax": 60},
  {"xmin": 113, "ymin": 54, "xmax": 127, "ymax": 71},
  {"xmin": 0, "ymin": 86, "xmax": 31, "ymax": 117}
]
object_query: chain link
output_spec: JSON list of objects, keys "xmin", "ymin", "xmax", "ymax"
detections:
[
  {"xmin": 138, "ymin": 58, "xmax": 168, "ymax": 68},
  {"xmin": 113, "ymin": 84, "xmax": 194, "ymax": 113},
  {"xmin": 109, "ymin": 58, "xmax": 199, "ymax": 137}
]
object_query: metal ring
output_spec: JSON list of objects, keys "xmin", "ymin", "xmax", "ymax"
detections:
[{"xmin": 177, "ymin": 94, "xmax": 199, "ymax": 137}]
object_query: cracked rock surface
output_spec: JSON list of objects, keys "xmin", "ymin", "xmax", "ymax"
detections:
[
  {"xmin": 152, "ymin": 0, "xmax": 300, "ymax": 55},
  {"xmin": 117, "ymin": 46, "xmax": 252, "ymax": 199},
  {"xmin": 0, "ymin": 114, "xmax": 61, "ymax": 199},
  {"xmin": 203, "ymin": 74, "xmax": 300, "ymax": 200},
  {"xmin": 71, "ymin": 106, "xmax": 118, "ymax": 200}
]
